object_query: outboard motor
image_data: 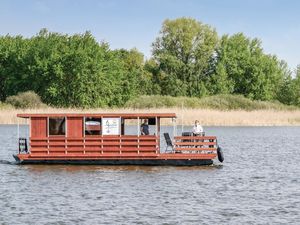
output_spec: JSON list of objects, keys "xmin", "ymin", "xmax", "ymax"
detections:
[{"xmin": 217, "ymin": 146, "xmax": 224, "ymax": 162}]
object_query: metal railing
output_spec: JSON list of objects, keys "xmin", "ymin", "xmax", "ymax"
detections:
[
  {"xmin": 18, "ymin": 138, "xmax": 28, "ymax": 154},
  {"xmin": 174, "ymin": 136, "xmax": 217, "ymax": 153}
]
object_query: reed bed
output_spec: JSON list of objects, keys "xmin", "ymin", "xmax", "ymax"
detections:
[{"xmin": 1, "ymin": 107, "xmax": 300, "ymax": 126}]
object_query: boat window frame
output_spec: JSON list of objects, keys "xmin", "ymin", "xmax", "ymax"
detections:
[
  {"xmin": 84, "ymin": 116, "xmax": 102, "ymax": 136},
  {"xmin": 47, "ymin": 116, "xmax": 66, "ymax": 137}
]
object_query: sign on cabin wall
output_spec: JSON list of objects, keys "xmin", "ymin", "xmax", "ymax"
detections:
[{"xmin": 102, "ymin": 118, "xmax": 120, "ymax": 135}]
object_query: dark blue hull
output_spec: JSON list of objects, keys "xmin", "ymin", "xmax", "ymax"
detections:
[{"xmin": 13, "ymin": 155, "xmax": 213, "ymax": 166}]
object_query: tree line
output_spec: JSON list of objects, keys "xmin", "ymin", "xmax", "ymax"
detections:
[{"xmin": 0, "ymin": 18, "xmax": 299, "ymax": 107}]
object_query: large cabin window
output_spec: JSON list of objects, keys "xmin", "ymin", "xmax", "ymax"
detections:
[
  {"xmin": 49, "ymin": 117, "xmax": 66, "ymax": 136},
  {"xmin": 85, "ymin": 117, "xmax": 101, "ymax": 135},
  {"xmin": 123, "ymin": 118, "xmax": 156, "ymax": 135}
]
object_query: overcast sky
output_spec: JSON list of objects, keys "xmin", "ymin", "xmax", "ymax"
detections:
[{"xmin": 1, "ymin": 0, "xmax": 299, "ymax": 70}]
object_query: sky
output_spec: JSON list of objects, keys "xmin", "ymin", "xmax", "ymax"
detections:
[{"xmin": 0, "ymin": 0, "xmax": 300, "ymax": 70}]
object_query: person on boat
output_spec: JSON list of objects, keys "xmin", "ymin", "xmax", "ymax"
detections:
[
  {"xmin": 192, "ymin": 120, "xmax": 204, "ymax": 136},
  {"xmin": 140, "ymin": 119, "xmax": 149, "ymax": 135}
]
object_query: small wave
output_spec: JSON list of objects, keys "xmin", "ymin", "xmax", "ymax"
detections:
[
  {"xmin": 0, "ymin": 159, "xmax": 18, "ymax": 165},
  {"xmin": 212, "ymin": 164, "xmax": 224, "ymax": 169},
  {"xmin": 252, "ymin": 176, "xmax": 265, "ymax": 180}
]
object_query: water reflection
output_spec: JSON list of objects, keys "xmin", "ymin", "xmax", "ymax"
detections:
[{"xmin": 21, "ymin": 164, "xmax": 222, "ymax": 173}]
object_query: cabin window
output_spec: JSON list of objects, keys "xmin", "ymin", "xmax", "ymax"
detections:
[
  {"xmin": 123, "ymin": 118, "xmax": 156, "ymax": 135},
  {"xmin": 85, "ymin": 117, "xmax": 101, "ymax": 135},
  {"xmin": 49, "ymin": 117, "xmax": 66, "ymax": 136},
  {"xmin": 140, "ymin": 118, "xmax": 156, "ymax": 135}
]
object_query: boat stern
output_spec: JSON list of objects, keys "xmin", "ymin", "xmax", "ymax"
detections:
[
  {"xmin": 13, "ymin": 154, "xmax": 21, "ymax": 163},
  {"xmin": 13, "ymin": 154, "xmax": 30, "ymax": 164}
]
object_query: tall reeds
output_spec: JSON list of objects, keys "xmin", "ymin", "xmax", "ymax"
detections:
[{"xmin": 1, "ymin": 107, "xmax": 300, "ymax": 125}]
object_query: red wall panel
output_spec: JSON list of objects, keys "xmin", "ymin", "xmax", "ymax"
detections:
[
  {"xmin": 67, "ymin": 117, "xmax": 83, "ymax": 138},
  {"xmin": 31, "ymin": 117, "xmax": 47, "ymax": 138}
]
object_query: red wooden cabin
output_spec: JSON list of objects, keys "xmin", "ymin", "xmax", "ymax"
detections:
[{"xmin": 14, "ymin": 113, "xmax": 223, "ymax": 166}]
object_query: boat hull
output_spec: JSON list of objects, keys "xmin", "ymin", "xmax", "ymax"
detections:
[{"xmin": 13, "ymin": 155, "xmax": 213, "ymax": 166}]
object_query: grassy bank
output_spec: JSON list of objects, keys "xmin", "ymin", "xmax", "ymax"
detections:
[
  {"xmin": 1, "ymin": 94, "xmax": 300, "ymax": 125},
  {"xmin": 1, "ymin": 107, "xmax": 300, "ymax": 126},
  {"xmin": 125, "ymin": 95, "xmax": 299, "ymax": 111}
]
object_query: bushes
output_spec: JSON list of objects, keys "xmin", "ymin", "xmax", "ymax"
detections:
[
  {"xmin": 125, "ymin": 94, "xmax": 298, "ymax": 111},
  {"xmin": 0, "ymin": 101, "xmax": 13, "ymax": 109},
  {"xmin": 125, "ymin": 95, "xmax": 194, "ymax": 108},
  {"xmin": 2, "ymin": 92, "xmax": 298, "ymax": 110},
  {"xmin": 199, "ymin": 95, "xmax": 298, "ymax": 110},
  {"xmin": 5, "ymin": 91, "xmax": 45, "ymax": 109}
]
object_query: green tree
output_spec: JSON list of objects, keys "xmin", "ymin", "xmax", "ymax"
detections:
[
  {"xmin": 207, "ymin": 62, "xmax": 234, "ymax": 95},
  {"xmin": 212, "ymin": 33, "xmax": 285, "ymax": 101},
  {"xmin": 0, "ymin": 35, "xmax": 31, "ymax": 100},
  {"xmin": 152, "ymin": 17, "xmax": 218, "ymax": 97},
  {"xmin": 113, "ymin": 48, "xmax": 151, "ymax": 98},
  {"xmin": 275, "ymin": 61, "xmax": 295, "ymax": 105},
  {"xmin": 0, "ymin": 29, "xmax": 130, "ymax": 107},
  {"xmin": 291, "ymin": 65, "xmax": 300, "ymax": 106},
  {"xmin": 143, "ymin": 59, "xmax": 162, "ymax": 95},
  {"xmin": 28, "ymin": 30, "xmax": 126, "ymax": 107}
]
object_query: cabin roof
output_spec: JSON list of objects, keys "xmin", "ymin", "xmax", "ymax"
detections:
[{"xmin": 17, "ymin": 113, "xmax": 177, "ymax": 119}]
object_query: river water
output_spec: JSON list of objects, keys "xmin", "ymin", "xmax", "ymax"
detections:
[{"xmin": 0, "ymin": 125, "xmax": 299, "ymax": 224}]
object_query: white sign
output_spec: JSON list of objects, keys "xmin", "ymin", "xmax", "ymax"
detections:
[{"xmin": 102, "ymin": 118, "xmax": 120, "ymax": 135}]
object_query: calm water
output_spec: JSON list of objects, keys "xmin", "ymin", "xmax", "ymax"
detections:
[{"xmin": 0, "ymin": 125, "xmax": 299, "ymax": 224}]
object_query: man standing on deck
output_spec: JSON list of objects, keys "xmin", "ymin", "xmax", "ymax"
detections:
[{"xmin": 140, "ymin": 119, "xmax": 149, "ymax": 135}]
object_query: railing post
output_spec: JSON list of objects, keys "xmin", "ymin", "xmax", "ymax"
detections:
[
  {"xmin": 155, "ymin": 116, "xmax": 158, "ymax": 154},
  {"xmin": 65, "ymin": 116, "xmax": 67, "ymax": 155},
  {"xmin": 137, "ymin": 117, "xmax": 140, "ymax": 154},
  {"xmin": 119, "ymin": 116, "xmax": 122, "ymax": 154},
  {"xmin": 83, "ymin": 116, "xmax": 86, "ymax": 154},
  {"xmin": 101, "ymin": 116, "xmax": 103, "ymax": 154},
  {"xmin": 17, "ymin": 117, "xmax": 20, "ymax": 153},
  {"xmin": 173, "ymin": 117, "xmax": 176, "ymax": 148},
  {"xmin": 47, "ymin": 117, "xmax": 49, "ymax": 155},
  {"xmin": 27, "ymin": 118, "xmax": 30, "ymax": 154}
]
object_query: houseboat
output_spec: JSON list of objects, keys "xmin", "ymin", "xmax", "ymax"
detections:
[{"xmin": 14, "ymin": 113, "xmax": 224, "ymax": 166}]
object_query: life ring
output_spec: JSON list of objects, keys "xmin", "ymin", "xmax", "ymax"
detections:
[{"xmin": 217, "ymin": 146, "xmax": 224, "ymax": 162}]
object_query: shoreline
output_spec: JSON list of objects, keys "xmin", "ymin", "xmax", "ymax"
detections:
[{"xmin": 1, "ymin": 108, "xmax": 300, "ymax": 126}]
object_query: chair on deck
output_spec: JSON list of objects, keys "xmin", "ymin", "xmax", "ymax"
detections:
[{"xmin": 163, "ymin": 133, "xmax": 174, "ymax": 153}]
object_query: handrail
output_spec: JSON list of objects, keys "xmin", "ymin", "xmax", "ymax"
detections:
[
  {"xmin": 174, "ymin": 136, "xmax": 216, "ymax": 140},
  {"xmin": 175, "ymin": 141, "xmax": 215, "ymax": 146},
  {"xmin": 30, "ymin": 135, "xmax": 158, "ymax": 141},
  {"xmin": 29, "ymin": 136, "xmax": 160, "ymax": 154},
  {"xmin": 174, "ymin": 135, "xmax": 217, "ymax": 153}
]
